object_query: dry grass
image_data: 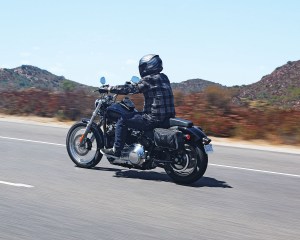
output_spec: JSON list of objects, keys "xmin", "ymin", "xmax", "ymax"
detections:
[{"xmin": 1, "ymin": 88, "xmax": 299, "ymax": 145}]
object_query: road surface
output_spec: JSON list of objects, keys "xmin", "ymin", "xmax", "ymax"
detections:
[{"xmin": 0, "ymin": 121, "xmax": 299, "ymax": 240}]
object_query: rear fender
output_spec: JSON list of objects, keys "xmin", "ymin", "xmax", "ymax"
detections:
[{"xmin": 176, "ymin": 126, "xmax": 211, "ymax": 145}]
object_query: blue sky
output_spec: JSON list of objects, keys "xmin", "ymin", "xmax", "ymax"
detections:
[{"xmin": 1, "ymin": 0, "xmax": 300, "ymax": 87}]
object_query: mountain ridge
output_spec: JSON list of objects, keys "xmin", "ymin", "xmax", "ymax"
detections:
[
  {"xmin": 170, "ymin": 78, "xmax": 224, "ymax": 93},
  {"xmin": 237, "ymin": 60, "xmax": 300, "ymax": 109},
  {"xmin": 0, "ymin": 65, "xmax": 91, "ymax": 92},
  {"xmin": 1, "ymin": 61, "xmax": 300, "ymax": 109}
]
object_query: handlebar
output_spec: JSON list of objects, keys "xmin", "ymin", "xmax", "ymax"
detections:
[
  {"xmin": 94, "ymin": 84, "xmax": 110, "ymax": 94},
  {"xmin": 94, "ymin": 82, "xmax": 136, "ymax": 94},
  {"xmin": 97, "ymin": 88, "xmax": 109, "ymax": 94}
]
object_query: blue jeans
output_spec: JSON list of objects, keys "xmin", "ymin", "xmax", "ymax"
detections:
[{"xmin": 114, "ymin": 112, "xmax": 157, "ymax": 151}]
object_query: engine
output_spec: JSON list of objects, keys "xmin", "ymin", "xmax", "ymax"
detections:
[{"xmin": 112, "ymin": 144, "xmax": 146, "ymax": 166}]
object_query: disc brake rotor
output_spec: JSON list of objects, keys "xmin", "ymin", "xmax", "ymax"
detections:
[{"xmin": 171, "ymin": 146, "xmax": 197, "ymax": 176}]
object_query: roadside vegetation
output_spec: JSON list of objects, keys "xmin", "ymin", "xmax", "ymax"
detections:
[{"xmin": 0, "ymin": 87, "xmax": 299, "ymax": 145}]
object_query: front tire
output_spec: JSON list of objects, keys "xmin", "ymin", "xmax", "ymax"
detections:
[
  {"xmin": 66, "ymin": 122, "xmax": 103, "ymax": 168},
  {"xmin": 165, "ymin": 143, "xmax": 208, "ymax": 184}
]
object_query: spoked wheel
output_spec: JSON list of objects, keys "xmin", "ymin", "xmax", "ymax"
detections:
[
  {"xmin": 66, "ymin": 122, "xmax": 103, "ymax": 168},
  {"xmin": 165, "ymin": 143, "xmax": 208, "ymax": 184}
]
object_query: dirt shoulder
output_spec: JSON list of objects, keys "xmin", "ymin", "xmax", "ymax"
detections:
[
  {"xmin": 211, "ymin": 137, "xmax": 300, "ymax": 154},
  {"xmin": 1, "ymin": 113, "xmax": 299, "ymax": 154},
  {"xmin": 0, "ymin": 113, "xmax": 74, "ymax": 128}
]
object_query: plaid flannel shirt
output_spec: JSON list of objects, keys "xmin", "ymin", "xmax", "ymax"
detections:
[{"xmin": 110, "ymin": 73, "xmax": 175, "ymax": 122}]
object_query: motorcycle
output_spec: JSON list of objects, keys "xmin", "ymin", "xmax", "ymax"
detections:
[{"xmin": 66, "ymin": 76, "xmax": 213, "ymax": 184}]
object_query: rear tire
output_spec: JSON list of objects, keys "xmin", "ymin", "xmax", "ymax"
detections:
[
  {"xmin": 165, "ymin": 143, "xmax": 208, "ymax": 184},
  {"xmin": 66, "ymin": 122, "xmax": 103, "ymax": 168}
]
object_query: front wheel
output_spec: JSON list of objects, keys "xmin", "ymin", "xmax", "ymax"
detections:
[
  {"xmin": 66, "ymin": 122, "xmax": 103, "ymax": 168},
  {"xmin": 164, "ymin": 143, "xmax": 208, "ymax": 184}
]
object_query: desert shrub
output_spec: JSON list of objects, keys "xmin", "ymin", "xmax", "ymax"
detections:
[
  {"xmin": 0, "ymin": 88, "xmax": 299, "ymax": 144},
  {"xmin": 173, "ymin": 90, "xmax": 185, "ymax": 107},
  {"xmin": 62, "ymin": 80, "xmax": 76, "ymax": 92},
  {"xmin": 204, "ymin": 86, "xmax": 234, "ymax": 111}
]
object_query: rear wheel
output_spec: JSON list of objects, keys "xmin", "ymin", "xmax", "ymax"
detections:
[
  {"xmin": 66, "ymin": 122, "xmax": 103, "ymax": 168},
  {"xmin": 164, "ymin": 143, "xmax": 208, "ymax": 184}
]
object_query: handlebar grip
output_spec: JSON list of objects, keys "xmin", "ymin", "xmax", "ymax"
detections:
[{"xmin": 98, "ymin": 88, "xmax": 109, "ymax": 93}]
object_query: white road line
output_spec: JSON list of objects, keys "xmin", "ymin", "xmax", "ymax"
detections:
[
  {"xmin": 1, "ymin": 135, "xmax": 299, "ymax": 178},
  {"xmin": 209, "ymin": 163, "xmax": 300, "ymax": 178},
  {"xmin": 0, "ymin": 180, "xmax": 34, "ymax": 188},
  {"xmin": 213, "ymin": 142, "xmax": 300, "ymax": 155},
  {"xmin": 0, "ymin": 136, "xmax": 65, "ymax": 147}
]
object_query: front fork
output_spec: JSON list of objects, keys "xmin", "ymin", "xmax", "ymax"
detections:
[{"xmin": 79, "ymin": 104, "xmax": 102, "ymax": 146}]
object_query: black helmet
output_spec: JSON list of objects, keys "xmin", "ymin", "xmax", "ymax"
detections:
[{"xmin": 139, "ymin": 54, "xmax": 163, "ymax": 78}]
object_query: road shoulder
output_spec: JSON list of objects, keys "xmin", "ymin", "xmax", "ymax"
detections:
[{"xmin": 1, "ymin": 113, "xmax": 299, "ymax": 154}]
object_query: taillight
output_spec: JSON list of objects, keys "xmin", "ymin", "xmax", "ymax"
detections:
[{"xmin": 185, "ymin": 134, "xmax": 191, "ymax": 141}]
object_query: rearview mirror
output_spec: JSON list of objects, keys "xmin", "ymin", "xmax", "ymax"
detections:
[
  {"xmin": 100, "ymin": 77, "xmax": 106, "ymax": 85},
  {"xmin": 131, "ymin": 76, "xmax": 140, "ymax": 84}
]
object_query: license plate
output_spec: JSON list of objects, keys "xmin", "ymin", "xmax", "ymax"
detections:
[{"xmin": 204, "ymin": 144, "xmax": 213, "ymax": 154}]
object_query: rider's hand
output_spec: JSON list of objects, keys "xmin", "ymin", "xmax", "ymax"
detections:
[{"xmin": 107, "ymin": 86, "xmax": 113, "ymax": 93}]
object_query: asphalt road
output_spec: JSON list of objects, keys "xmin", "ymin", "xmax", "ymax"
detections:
[{"xmin": 0, "ymin": 121, "xmax": 299, "ymax": 240}]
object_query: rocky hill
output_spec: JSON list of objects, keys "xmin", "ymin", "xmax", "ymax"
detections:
[
  {"xmin": 237, "ymin": 60, "xmax": 300, "ymax": 109},
  {"xmin": 0, "ymin": 66, "xmax": 224, "ymax": 94},
  {"xmin": 0, "ymin": 65, "xmax": 92, "ymax": 92},
  {"xmin": 171, "ymin": 78, "xmax": 223, "ymax": 93},
  {"xmin": 1, "ymin": 62, "xmax": 300, "ymax": 110}
]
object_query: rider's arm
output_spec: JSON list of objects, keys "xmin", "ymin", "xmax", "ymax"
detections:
[
  {"xmin": 109, "ymin": 84, "xmax": 140, "ymax": 95},
  {"xmin": 109, "ymin": 79, "xmax": 150, "ymax": 95},
  {"xmin": 136, "ymin": 80, "xmax": 150, "ymax": 93}
]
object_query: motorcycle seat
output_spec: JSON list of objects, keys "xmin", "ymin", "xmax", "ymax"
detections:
[{"xmin": 169, "ymin": 118, "xmax": 193, "ymax": 128}]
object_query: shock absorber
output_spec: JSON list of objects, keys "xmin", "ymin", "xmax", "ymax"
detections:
[{"xmin": 79, "ymin": 102, "xmax": 102, "ymax": 146}]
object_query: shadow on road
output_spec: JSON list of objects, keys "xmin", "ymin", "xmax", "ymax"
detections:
[{"xmin": 91, "ymin": 166, "xmax": 232, "ymax": 188}]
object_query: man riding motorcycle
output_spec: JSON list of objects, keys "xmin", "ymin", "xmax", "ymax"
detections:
[{"xmin": 101, "ymin": 54, "xmax": 175, "ymax": 158}]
